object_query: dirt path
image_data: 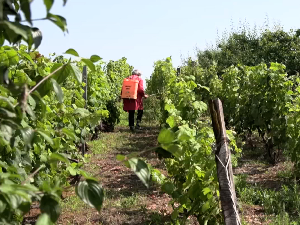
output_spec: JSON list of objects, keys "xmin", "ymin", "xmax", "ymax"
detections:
[
  {"xmin": 23, "ymin": 124, "xmax": 294, "ymax": 224},
  {"xmin": 58, "ymin": 126, "xmax": 172, "ymax": 225}
]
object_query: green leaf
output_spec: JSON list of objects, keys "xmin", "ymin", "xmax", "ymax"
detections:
[
  {"xmin": 176, "ymin": 127, "xmax": 192, "ymax": 141},
  {"xmin": 18, "ymin": 201, "xmax": 31, "ymax": 214},
  {"xmin": 32, "ymin": 28, "xmax": 43, "ymax": 49},
  {"xmin": 50, "ymin": 78, "xmax": 63, "ymax": 103},
  {"xmin": 90, "ymin": 55, "xmax": 102, "ymax": 63},
  {"xmin": 51, "ymin": 137, "xmax": 61, "ymax": 149},
  {"xmin": 75, "ymin": 179, "xmax": 104, "ymax": 211},
  {"xmin": 81, "ymin": 58, "xmax": 95, "ymax": 72},
  {"xmin": 116, "ymin": 154, "xmax": 125, "ymax": 162},
  {"xmin": 36, "ymin": 213, "xmax": 52, "ymax": 225},
  {"xmin": 67, "ymin": 166, "xmax": 77, "ymax": 176},
  {"xmin": 78, "ymin": 170, "xmax": 97, "ymax": 181},
  {"xmin": 162, "ymin": 182, "xmax": 175, "ymax": 195},
  {"xmin": 61, "ymin": 128, "xmax": 77, "ymax": 140},
  {"xmin": 166, "ymin": 115, "xmax": 176, "ymax": 128},
  {"xmin": 155, "ymin": 147, "xmax": 172, "ymax": 159},
  {"xmin": 75, "ymin": 99, "xmax": 85, "ymax": 108},
  {"xmin": 0, "ymin": 51, "xmax": 9, "ymax": 68},
  {"xmin": 50, "ymin": 63, "xmax": 67, "ymax": 83},
  {"xmin": 2, "ymin": 21, "xmax": 29, "ymax": 40},
  {"xmin": 47, "ymin": 13, "xmax": 68, "ymax": 32},
  {"xmin": 35, "ymin": 63, "xmax": 63, "ymax": 97},
  {"xmin": 0, "ymin": 184, "xmax": 14, "ymax": 193},
  {"xmin": 28, "ymin": 95, "xmax": 36, "ymax": 109},
  {"xmin": 202, "ymin": 187, "xmax": 211, "ymax": 195},
  {"xmin": 43, "ymin": 0, "xmax": 54, "ymax": 12},
  {"xmin": 19, "ymin": 50, "xmax": 36, "ymax": 68},
  {"xmin": 89, "ymin": 114, "xmax": 102, "ymax": 128},
  {"xmin": 36, "ymin": 130, "xmax": 54, "ymax": 145},
  {"xmin": 151, "ymin": 169, "xmax": 165, "ymax": 185},
  {"xmin": 201, "ymin": 201, "xmax": 210, "ymax": 213},
  {"xmin": 25, "ymin": 104, "xmax": 35, "ymax": 120},
  {"xmin": 31, "ymin": 92, "xmax": 46, "ymax": 116},
  {"xmin": 0, "ymin": 96, "xmax": 15, "ymax": 111},
  {"xmin": 68, "ymin": 64, "xmax": 82, "ymax": 83},
  {"xmin": 40, "ymin": 195, "xmax": 61, "ymax": 223},
  {"xmin": 192, "ymin": 101, "xmax": 207, "ymax": 112},
  {"xmin": 127, "ymin": 158, "xmax": 150, "ymax": 188},
  {"xmin": 158, "ymin": 129, "xmax": 176, "ymax": 145},
  {"xmin": 198, "ymin": 84, "xmax": 210, "ymax": 92},
  {"xmin": 0, "ymin": 197, "xmax": 7, "ymax": 214},
  {"xmin": 20, "ymin": 127, "xmax": 35, "ymax": 146},
  {"xmin": 64, "ymin": 48, "xmax": 79, "ymax": 57},
  {"xmin": 74, "ymin": 108, "xmax": 90, "ymax": 117},
  {"xmin": 50, "ymin": 153, "xmax": 69, "ymax": 164},
  {"xmin": 166, "ymin": 144, "xmax": 183, "ymax": 158},
  {"xmin": 171, "ymin": 208, "xmax": 179, "ymax": 220},
  {"xmin": 6, "ymin": 49, "xmax": 19, "ymax": 65},
  {"xmin": 20, "ymin": 0, "xmax": 32, "ymax": 24},
  {"xmin": 36, "ymin": 63, "xmax": 81, "ymax": 97}
]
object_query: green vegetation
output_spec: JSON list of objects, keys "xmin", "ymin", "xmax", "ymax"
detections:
[
  {"xmin": 1, "ymin": 1, "xmax": 300, "ymax": 224},
  {"xmin": 140, "ymin": 57, "xmax": 241, "ymax": 224},
  {"xmin": 124, "ymin": 25, "xmax": 300, "ymax": 224},
  {"xmin": 0, "ymin": 1, "xmax": 132, "ymax": 223}
]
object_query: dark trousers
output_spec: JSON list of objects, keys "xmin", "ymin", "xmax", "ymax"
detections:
[{"xmin": 128, "ymin": 110, "xmax": 143, "ymax": 127}]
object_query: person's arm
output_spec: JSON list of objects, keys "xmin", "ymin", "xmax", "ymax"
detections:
[{"xmin": 137, "ymin": 78, "xmax": 145, "ymax": 97}]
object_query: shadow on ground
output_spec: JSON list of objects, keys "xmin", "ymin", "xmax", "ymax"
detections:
[{"xmin": 92, "ymin": 209, "xmax": 171, "ymax": 225}]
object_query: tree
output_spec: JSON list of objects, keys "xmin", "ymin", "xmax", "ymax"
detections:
[{"xmin": 197, "ymin": 27, "xmax": 300, "ymax": 77}]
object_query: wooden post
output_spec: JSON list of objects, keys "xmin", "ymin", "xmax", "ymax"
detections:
[
  {"xmin": 82, "ymin": 65, "xmax": 88, "ymax": 107},
  {"xmin": 209, "ymin": 98, "xmax": 241, "ymax": 225},
  {"xmin": 176, "ymin": 67, "xmax": 181, "ymax": 76},
  {"xmin": 81, "ymin": 66, "xmax": 87, "ymax": 156}
]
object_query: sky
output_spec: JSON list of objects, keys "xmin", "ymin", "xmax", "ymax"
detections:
[{"xmin": 29, "ymin": 0, "xmax": 300, "ymax": 81}]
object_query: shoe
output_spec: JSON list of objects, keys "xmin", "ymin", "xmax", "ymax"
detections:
[
  {"xmin": 135, "ymin": 124, "xmax": 142, "ymax": 130},
  {"xmin": 130, "ymin": 126, "xmax": 135, "ymax": 132}
]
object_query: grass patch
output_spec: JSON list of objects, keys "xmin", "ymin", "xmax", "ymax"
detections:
[
  {"xmin": 104, "ymin": 190, "xmax": 147, "ymax": 209},
  {"xmin": 277, "ymin": 161, "xmax": 295, "ymax": 180},
  {"xmin": 148, "ymin": 212, "xmax": 168, "ymax": 225},
  {"xmin": 61, "ymin": 192, "xmax": 87, "ymax": 213},
  {"xmin": 235, "ymin": 174, "xmax": 300, "ymax": 223},
  {"xmin": 118, "ymin": 110, "xmax": 129, "ymax": 127},
  {"xmin": 88, "ymin": 131, "xmax": 130, "ymax": 155}
]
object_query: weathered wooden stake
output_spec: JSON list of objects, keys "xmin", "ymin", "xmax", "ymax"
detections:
[
  {"xmin": 81, "ymin": 65, "xmax": 87, "ymax": 156},
  {"xmin": 176, "ymin": 67, "xmax": 181, "ymax": 76},
  {"xmin": 209, "ymin": 98, "xmax": 241, "ymax": 225},
  {"xmin": 82, "ymin": 65, "xmax": 88, "ymax": 106}
]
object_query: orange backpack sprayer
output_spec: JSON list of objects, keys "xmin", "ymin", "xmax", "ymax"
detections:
[{"xmin": 121, "ymin": 78, "xmax": 139, "ymax": 99}]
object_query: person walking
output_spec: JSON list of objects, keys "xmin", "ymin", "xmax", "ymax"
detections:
[{"xmin": 122, "ymin": 70, "xmax": 148, "ymax": 132}]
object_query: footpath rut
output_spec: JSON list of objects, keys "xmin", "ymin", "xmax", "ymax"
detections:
[{"xmin": 58, "ymin": 126, "xmax": 172, "ymax": 225}]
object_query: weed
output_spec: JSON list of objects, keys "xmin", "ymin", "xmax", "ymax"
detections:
[
  {"xmin": 118, "ymin": 110, "xmax": 129, "ymax": 127},
  {"xmin": 120, "ymin": 194, "xmax": 138, "ymax": 208},
  {"xmin": 235, "ymin": 174, "xmax": 300, "ymax": 220},
  {"xmin": 61, "ymin": 194, "xmax": 86, "ymax": 213},
  {"xmin": 88, "ymin": 131, "xmax": 129, "ymax": 155},
  {"xmin": 149, "ymin": 212, "xmax": 164, "ymax": 224},
  {"xmin": 268, "ymin": 211, "xmax": 300, "ymax": 225},
  {"xmin": 104, "ymin": 190, "xmax": 147, "ymax": 210},
  {"xmin": 277, "ymin": 161, "xmax": 295, "ymax": 180}
]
